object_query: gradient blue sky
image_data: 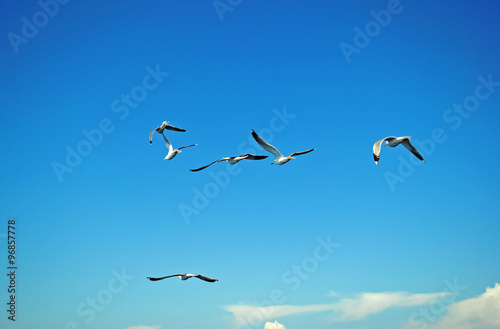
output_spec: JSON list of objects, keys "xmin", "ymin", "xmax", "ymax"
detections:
[{"xmin": 1, "ymin": 1, "xmax": 500, "ymax": 329}]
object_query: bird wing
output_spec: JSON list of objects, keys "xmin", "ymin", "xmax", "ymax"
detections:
[
  {"xmin": 251, "ymin": 130, "xmax": 283, "ymax": 159},
  {"xmin": 290, "ymin": 148, "xmax": 316, "ymax": 157},
  {"xmin": 372, "ymin": 137, "xmax": 388, "ymax": 164},
  {"xmin": 190, "ymin": 159, "xmax": 225, "ymax": 172},
  {"xmin": 194, "ymin": 274, "xmax": 218, "ymax": 282},
  {"xmin": 401, "ymin": 139, "xmax": 425, "ymax": 162},
  {"xmin": 178, "ymin": 144, "xmax": 197, "ymax": 150},
  {"xmin": 165, "ymin": 124, "xmax": 187, "ymax": 132},
  {"xmin": 149, "ymin": 128, "xmax": 158, "ymax": 144},
  {"xmin": 240, "ymin": 154, "xmax": 269, "ymax": 160},
  {"xmin": 162, "ymin": 133, "xmax": 173, "ymax": 152},
  {"xmin": 146, "ymin": 274, "xmax": 182, "ymax": 281}
]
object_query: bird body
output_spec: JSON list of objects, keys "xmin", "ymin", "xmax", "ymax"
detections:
[
  {"xmin": 190, "ymin": 154, "xmax": 268, "ymax": 172},
  {"xmin": 147, "ymin": 273, "xmax": 218, "ymax": 282},
  {"xmin": 373, "ymin": 136, "xmax": 425, "ymax": 164},
  {"xmin": 163, "ymin": 134, "xmax": 197, "ymax": 160},
  {"xmin": 251, "ymin": 129, "xmax": 316, "ymax": 165}
]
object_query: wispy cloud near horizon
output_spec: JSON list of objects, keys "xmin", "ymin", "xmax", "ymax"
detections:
[
  {"xmin": 223, "ymin": 290, "xmax": 451, "ymax": 327},
  {"xmin": 332, "ymin": 291, "xmax": 451, "ymax": 322},
  {"xmin": 225, "ymin": 283, "xmax": 500, "ymax": 329}
]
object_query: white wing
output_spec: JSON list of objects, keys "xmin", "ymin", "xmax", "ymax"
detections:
[
  {"xmin": 401, "ymin": 139, "xmax": 425, "ymax": 162},
  {"xmin": 149, "ymin": 128, "xmax": 158, "ymax": 144},
  {"xmin": 162, "ymin": 133, "xmax": 173, "ymax": 152},
  {"xmin": 372, "ymin": 137, "xmax": 388, "ymax": 164},
  {"xmin": 251, "ymin": 130, "xmax": 283, "ymax": 159}
]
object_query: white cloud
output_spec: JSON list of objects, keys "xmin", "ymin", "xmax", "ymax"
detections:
[
  {"xmin": 223, "ymin": 291, "xmax": 449, "ymax": 327},
  {"xmin": 425, "ymin": 282, "xmax": 500, "ymax": 329},
  {"xmin": 332, "ymin": 291, "xmax": 451, "ymax": 322},
  {"xmin": 327, "ymin": 291, "xmax": 341, "ymax": 297},
  {"xmin": 126, "ymin": 326, "xmax": 161, "ymax": 329},
  {"xmin": 224, "ymin": 303, "xmax": 331, "ymax": 326},
  {"xmin": 264, "ymin": 320, "xmax": 286, "ymax": 329}
]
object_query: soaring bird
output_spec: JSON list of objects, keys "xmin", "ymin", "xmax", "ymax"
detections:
[
  {"xmin": 147, "ymin": 273, "xmax": 218, "ymax": 282},
  {"xmin": 162, "ymin": 134, "xmax": 196, "ymax": 160},
  {"xmin": 373, "ymin": 136, "xmax": 425, "ymax": 164},
  {"xmin": 149, "ymin": 121, "xmax": 187, "ymax": 145},
  {"xmin": 251, "ymin": 129, "xmax": 316, "ymax": 165},
  {"xmin": 190, "ymin": 154, "xmax": 268, "ymax": 172}
]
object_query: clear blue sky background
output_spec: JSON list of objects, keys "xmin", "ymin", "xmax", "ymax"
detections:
[{"xmin": 1, "ymin": 1, "xmax": 499, "ymax": 329}]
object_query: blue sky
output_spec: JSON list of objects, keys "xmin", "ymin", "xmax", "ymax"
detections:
[{"xmin": 1, "ymin": 1, "xmax": 500, "ymax": 329}]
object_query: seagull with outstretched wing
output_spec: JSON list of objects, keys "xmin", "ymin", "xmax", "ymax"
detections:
[
  {"xmin": 190, "ymin": 154, "xmax": 268, "ymax": 172},
  {"xmin": 149, "ymin": 121, "xmax": 187, "ymax": 145},
  {"xmin": 147, "ymin": 273, "xmax": 218, "ymax": 282},
  {"xmin": 162, "ymin": 134, "xmax": 197, "ymax": 160},
  {"xmin": 251, "ymin": 129, "xmax": 316, "ymax": 165},
  {"xmin": 373, "ymin": 136, "xmax": 425, "ymax": 164}
]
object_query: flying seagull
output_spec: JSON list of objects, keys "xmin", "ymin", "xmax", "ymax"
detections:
[
  {"xmin": 190, "ymin": 154, "xmax": 268, "ymax": 172},
  {"xmin": 147, "ymin": 273, "xmax": 218, "ymax": 282},
  {"xmin": 251, "ymin": 129, "xmax": 316, "ymax": 165},
  {"xmin": 373, "ymin": 136, "xmax": 425, "ymax": 164},
  {"xmin": 162, "ymin": 134, "xmax": 197, "ymax": 160},
  {"xmin": 149, "ymin": 121, "xmax": 187, "ymax": 145}
]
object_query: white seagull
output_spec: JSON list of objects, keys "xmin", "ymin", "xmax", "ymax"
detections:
[
  {"xmin": 190, "ymin": 154, "xmax": 268, "ymax": 172},
  {"xmin": 149, "ymin": 121, "xmax": 187, "ymax": 145},
  {"xmin": 251, "ymin": 129, "xmax": 316, "ymax": 165},
  {"xmin": 373, "ymin": 136, "xmax": 425, "ymax": 164},
  {"xmin": 162, "ymin": 134, "xmax": 197, "ymax": 160},
  {"xmin": 147, "ymin": 273, "xmax": 218, "ymax": 283}
]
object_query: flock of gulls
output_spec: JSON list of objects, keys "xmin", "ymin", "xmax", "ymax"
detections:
[{"xmin": 146, "ymin": 120, "xmax": 426, "ymax": 284}]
